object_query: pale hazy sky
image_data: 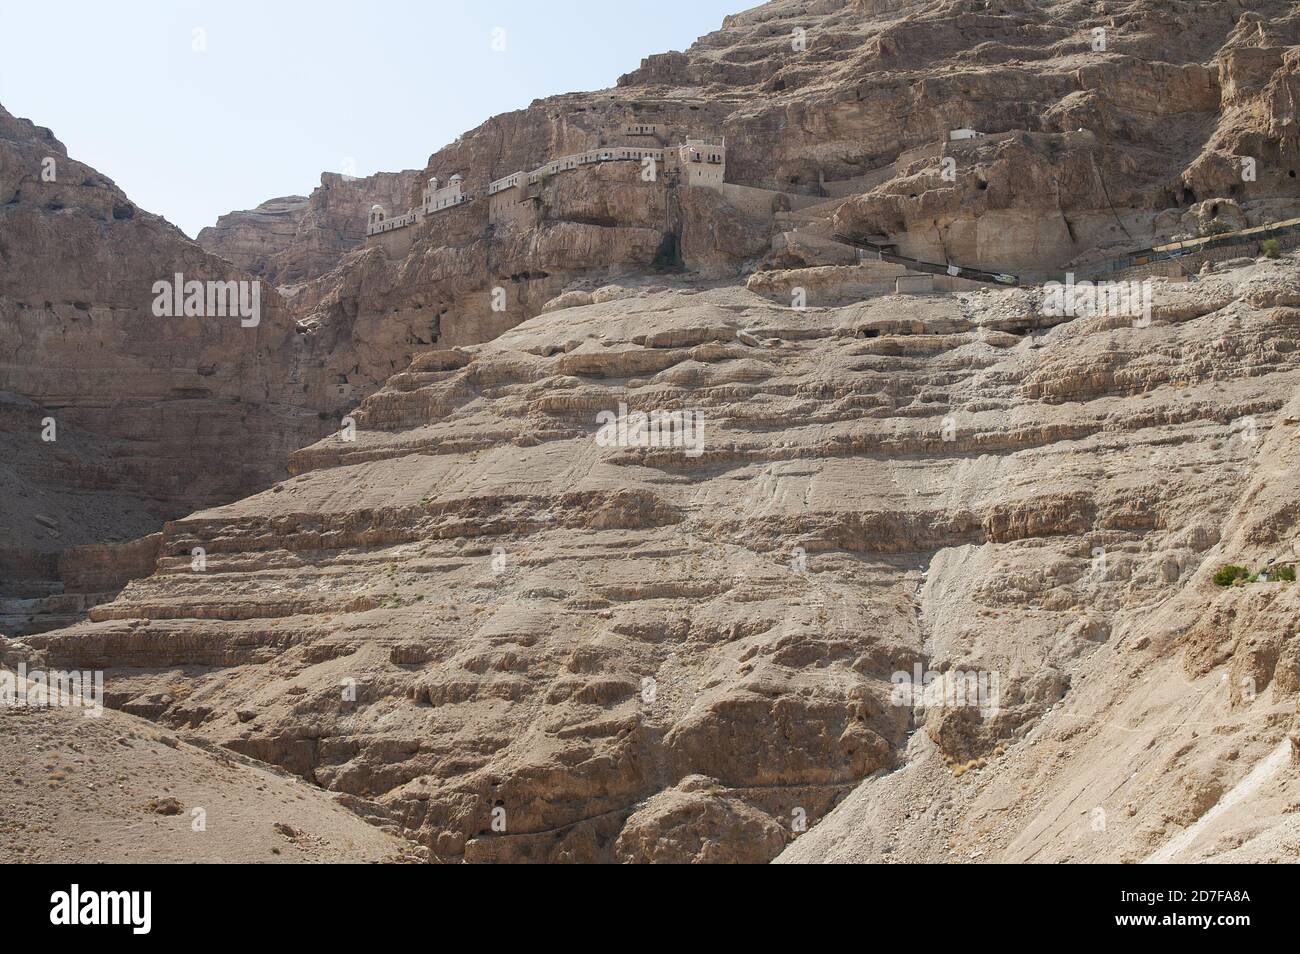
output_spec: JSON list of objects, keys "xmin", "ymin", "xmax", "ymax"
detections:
[{"xmin": 0, "ymin": 0, "xmax": 742, "ymax": 237}]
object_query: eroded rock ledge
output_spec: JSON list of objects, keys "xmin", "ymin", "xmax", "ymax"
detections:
[{"xmin": 25, "ymin": 258, "xmax": 1300, "ymax": 861}]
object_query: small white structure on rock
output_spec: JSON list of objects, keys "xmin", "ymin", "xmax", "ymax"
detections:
[
  {"xmin": 366, "ymin": 173, "xmax": 470, "ymax": 236},
  {"xmin": 370, "ymin": 129, "xmax": 729, "ymax": 235},
  {"xmin": 622, "ymin": 122, "xmax": 662, "ymax": 137},
  {"xmin": 487, "ymin": 136, "xmax": 726, "ymax": 224},
  {"xmin": 677, "ymin": 138, "xmax": 726, "ymax": 187},
  {"xmin": 366, "ymin": 205, "xmax": 419, "ymax": 234},
  {"xmin": 422, "ymin": 174, "xmax": 468, "ymax": 213},
  {"xmin": 949, "ymin": 128, "xmax": 983, "ymax": 141}
]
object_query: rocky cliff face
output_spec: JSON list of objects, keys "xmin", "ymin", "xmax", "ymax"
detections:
[
  {"xmin": 0, "ymin": 104, "xmax": 348, "ymax": 635},
  {"xmin": 7, "ymin": 0, "xmax": 1300, "ymax": 864},
  {"xmin": 23, "ymin": 253, "xmax": 1300, "ymax": 862},
  {"xmin": 196, "ymin": 170, "xmax": 420, "ymax": 289},
  {"xmin": 205, "ymin": 0, "xmax": 1300, "ymax": 388}
]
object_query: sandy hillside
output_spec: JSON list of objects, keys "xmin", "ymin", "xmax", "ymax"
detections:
[{"xmin": 0, "ymin": 700, "xmax": 418, "ymax": 864}]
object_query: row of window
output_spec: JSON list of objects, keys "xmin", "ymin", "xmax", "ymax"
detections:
[
  {"xmin": 487, "ymin": 143, "xmax": 726, "ymax": 194},
  {"xmin": 378, "ymin": 144, "xmax": 727, "ymax": 231}
]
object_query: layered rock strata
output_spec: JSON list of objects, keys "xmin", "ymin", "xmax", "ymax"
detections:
[{"xmin": 27, "ymin": 254, "xmax": 1300, "ymax": 861}]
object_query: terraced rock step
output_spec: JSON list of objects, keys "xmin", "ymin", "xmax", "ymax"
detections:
[
  {"xmin": 27, "ymin": 253, "xmax": 1300, "ymax": 862},
  {"xmin": 6, "ymin": 0, "xmax": 1300, "ymax": 865}
]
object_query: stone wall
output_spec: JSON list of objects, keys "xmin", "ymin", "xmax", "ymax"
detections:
[
  {"xmin": 368, "ymin": 225, "xmax": 417, "ymax": 258},
  {"xmin": 714, "ymin": 182, "xmax": 820, "ymax": 217},
  {"xmin": 488, "ymin": 189, "xmax": 537, "ymax": 230},
  {"xmin": 1086, "ymin": 230, "xmax": 1300, "ymax": 283}
]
